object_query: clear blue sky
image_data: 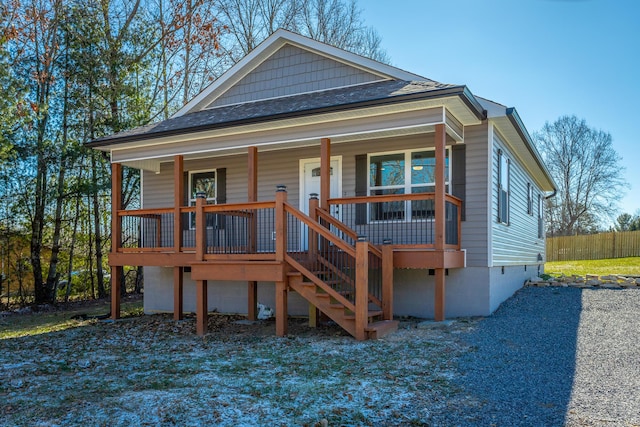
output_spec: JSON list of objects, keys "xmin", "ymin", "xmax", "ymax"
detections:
[{"xmin": 362, "ymin": 0, "xmax": 639, "ymax": 220}]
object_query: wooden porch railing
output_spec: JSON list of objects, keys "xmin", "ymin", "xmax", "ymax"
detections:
[
  {"xmin": 115, "ymin": 192, "xmax": 462, "ymax": 255},
  {"xmin": 327, "ymin": 192, "xmax": 462, "ymax": 250}
]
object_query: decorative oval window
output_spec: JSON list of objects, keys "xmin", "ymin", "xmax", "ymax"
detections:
[{"xmin": 311, "ymin": 167, "xmax": 333, "ymax": 177}]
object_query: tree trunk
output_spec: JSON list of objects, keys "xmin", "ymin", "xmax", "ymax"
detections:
[{"xmin": 91, "ymin": 152, "xmax": 106, "ymax": 298}]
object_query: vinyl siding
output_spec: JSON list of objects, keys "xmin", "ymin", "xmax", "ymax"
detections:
[
  {"xmin": 460, "ymin": 123, "xmax": 489, "ymax": 267},
  {"xmin": 491, "ymin": 128, "xmax": 546, "ymax": 265},
  {"xmin": 208, "ymin": 44, "xmax": 383, "ymax": 108}
]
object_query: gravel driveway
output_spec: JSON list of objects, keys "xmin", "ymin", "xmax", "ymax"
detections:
[{"xmin": 437, "ymin": 287, "xmax": 640, "ymax": 426}]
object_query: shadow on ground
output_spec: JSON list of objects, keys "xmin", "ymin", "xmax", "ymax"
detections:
[{"xmin": 444, "ymin": 287, "xmax": 582, "ymax": 426}]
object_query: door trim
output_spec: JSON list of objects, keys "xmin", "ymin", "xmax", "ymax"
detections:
[{"xmin": 299, "ymin": 156, "xmax": 342, "ymax": 214}]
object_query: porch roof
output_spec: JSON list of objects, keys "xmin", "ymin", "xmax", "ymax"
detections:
[{"xmin": 87, "ymin": 80, "xmax": 486, "ymax": 148}]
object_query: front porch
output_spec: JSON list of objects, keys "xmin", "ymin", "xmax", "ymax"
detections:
[{"xmin": 109, "ymin": 125, "xmax": 465, "ymax": 340}]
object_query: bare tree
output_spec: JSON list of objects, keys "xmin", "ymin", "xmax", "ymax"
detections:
[
  {"xmin": 215, "ymin": 0, "xmax": 389, "ymax": 66},
  {"xmin": 534, "ymin": 115, "xmax": 626, "ymax": 236}
]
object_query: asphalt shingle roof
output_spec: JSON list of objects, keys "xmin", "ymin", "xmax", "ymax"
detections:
[{"xmin": 89, "ymin": 80, "xmax": 462, "ymax": 146}]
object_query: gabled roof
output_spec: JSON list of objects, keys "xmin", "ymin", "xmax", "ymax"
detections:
[
  {"xmin": 173, "ymin": 29, "xmax": 428, "ymax": 117},
  {"xmin": 89, "ymin": 80, "xmax": 484, "ymax": 147}
]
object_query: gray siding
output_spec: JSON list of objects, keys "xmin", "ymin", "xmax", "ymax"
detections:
[
  {"xmin": 143, "ymin": 135, "xmax": 441, "ymax": 209},
  {"xmin": 491, "ymin": 128, "xmax": 546, "ymax": 265},
  {"xmin": 208, "ymin": 44, "xmax": 383, "ymax": 108},
  {"xmin": 460, "ymin": 123, "xmax": 489, "ymax": 267}
]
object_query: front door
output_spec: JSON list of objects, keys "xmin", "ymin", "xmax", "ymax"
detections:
[{"xmin": 300, "ymin": 157, "xmax": 341, "ymax": 249}]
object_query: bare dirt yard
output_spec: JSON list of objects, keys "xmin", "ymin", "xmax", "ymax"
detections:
[{"xmin": 2, "ymin": 287, "xmax": 640, "ymax": 426}]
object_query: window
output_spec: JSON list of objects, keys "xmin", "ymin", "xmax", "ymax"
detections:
[
  {"xmin": 368, "ymin": 149, "xmax": 449, "ymax": 221},
  {"xmin": 527, "ymin": 183, "xmax": 533, "ymax": 215},
  {"xmin": 538, "ymin": 194, "xmax": 544, "ymax": 239},
  {"xmin": 189, "ymin": 170, "xmax": 216, "ymax": 228},
  {"xmin": 497, "ymin": 149, "xmax": 510, "ymax": 224}
]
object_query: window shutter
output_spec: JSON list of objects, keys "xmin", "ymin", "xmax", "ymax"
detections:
[
  {"xmin": 355, "ymin": 154, "xmax": 367, "ymax": 225},
  {"xmin": 451, "ymin": 144, "xmax": 466, "ymax": 221}
]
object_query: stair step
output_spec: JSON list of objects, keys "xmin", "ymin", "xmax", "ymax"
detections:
[
  {"xmin": 365, "ymin": 320, "xmax": 399, "ymax": 339},
  {"xmin": 343, "ymin": 310, "xmax": 383, "ymax": 320}
]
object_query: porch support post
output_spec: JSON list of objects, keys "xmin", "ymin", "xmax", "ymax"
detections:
[
  {"xmin": 382, "ymin": 242, "xmax": 394, "ymax": 321},
  {"xmin": 275, "ymin": 280, "xmax": 288, "ymax": 336},
  {"xmin": 275, "ymin": 186, "xmax": 287, "ymax": 262},
  {"xmin": 320, "ymin": 138, "xmax": 331, "ymax": 210},
  {"xmin": 355, "ymin": 237, "xmax": 368, "ymax": 341},
  {"xmin": 173, "ymin": 155, "xmax": 184, "ymax": 252},
  {"xmin": 110, "ymin": 162, "xmax": 122, "ymax": 320},
  {"xmin": 173, "ymin": 267, "xmax": 183, "ymax": 320},
  {"xmin": 308, "ymin": 194, "xmax": 320, "ymax": 327},
  {"xmin": 173, "ymin": 156, "xmax": 184, "ymax": 321},
  {"xmin": 196, "ymin": 279, "xmax": 208, "ymax": 336},
  {"xmin": 247, "ymin": 146, "xmax": 258, "ymax": 320},
  {"xmin": 434, "ymin": 123, "xmax": 446, "ymax": 321}
]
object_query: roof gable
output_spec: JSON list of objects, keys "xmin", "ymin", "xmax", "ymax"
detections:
[
  {"xmin": 207, "ymin": 44, "xmax": 383, "ymax": 109},
  {"xmin": 173, "ymin": 29, "xmax": 427, "ymax": 117}
]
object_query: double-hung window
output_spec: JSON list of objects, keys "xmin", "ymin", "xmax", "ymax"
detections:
[
  {"xmin": 497, "ymin": 149, "xmax": 510, "ymax": 224},
  {"xmin": 368, "ymin": 149, "xmax": 449, "ymax": 221},
  {"xmin": 189, "ymin": 170, "xmax": 216, "ymax": 228},
  {"xmin": 527, "ymin": 183, "xmax": 533, "ymax": 215}
]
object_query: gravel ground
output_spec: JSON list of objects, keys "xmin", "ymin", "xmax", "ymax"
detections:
[{"xmin": 436, "ymin": 287, "xmax": 640, "ymax": 426}]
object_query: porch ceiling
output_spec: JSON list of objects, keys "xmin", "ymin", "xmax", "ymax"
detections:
[{"xmin": 114, "ymin": 98, "xmax": 477, "ymax": 170}]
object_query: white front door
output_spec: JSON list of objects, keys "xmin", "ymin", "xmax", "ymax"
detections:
[{"xmin": 300, "ymin": 157, "xmax": 342, "ymax": 249}]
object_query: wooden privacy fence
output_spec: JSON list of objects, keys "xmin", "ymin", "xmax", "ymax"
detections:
[{"xmin": 546, "ymin": 230, "xmax": 640, "ymax": 261}]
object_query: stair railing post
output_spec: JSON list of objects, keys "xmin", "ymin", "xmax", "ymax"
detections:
[
  {"xmin": 382, "ymin": 238, "xmax": 394, "ymax": 321},
  {"xmin": 275, "ymin": 185, "xmax": 287, "ymax": 262},
  {"xmin": 307, "ymin": 193, "xmax": 320, "ymax": 327},
  {"xmin": 355, "ymin": 235, "xmax": 369, "ymax": 341},
  {"xmin": 195, "ymin": 192, "xmax": 206, "ymax": 261}
]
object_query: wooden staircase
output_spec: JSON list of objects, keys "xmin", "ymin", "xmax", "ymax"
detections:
[{"xmin": 286, "ymin": 268, "xmax": 398, "ymax": 341}]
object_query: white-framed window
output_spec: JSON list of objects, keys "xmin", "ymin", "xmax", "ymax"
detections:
[
  {"xmin": 527, "ymin": 183, "xmax": 533, "ymax": 215},
  {"xmin": 497, "ymin": 149, "xmax": 510, "ymax": 224},
  {"xmin": 368, "ymin": 148, "xmax": 450, "ymax": 221},
  {"xmin": 189, "ymin": 170, "xmax": 216, "ymax": 228}
]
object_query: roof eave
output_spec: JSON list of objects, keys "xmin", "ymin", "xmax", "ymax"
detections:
[
  {"xmin": 505, "ymin": 107, "xmax": 557, "ymax": 192},
  {"xmin": 87, "ymin": 86, "xmax": 486, "ymax": 148}
]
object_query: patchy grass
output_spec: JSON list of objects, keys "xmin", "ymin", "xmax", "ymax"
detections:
[
  {"xmin": 0, "ymin": 306, "xmax": 477, "ymax": 426},
  {"xmin": 0, "ymin": 297, "xmax": 143, "ymax": 339},
  {"xmin": 545, "ymin": 257, "xmax": 640, "ymax": 277}
]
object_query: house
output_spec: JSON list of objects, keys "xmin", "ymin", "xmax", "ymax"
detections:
[{"xmin": 88, "ymin": 29, "xmax": 556, "ymax": 340}]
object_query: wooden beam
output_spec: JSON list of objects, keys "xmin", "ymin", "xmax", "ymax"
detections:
[
  {"xmin": 190, "ymin": 261, "xmax": 285, "ymax": 282},
  {"xmin": 110, "ymin": 163, "xmax": 122, "ymax": 319},
  {"xmin": 173, "ymin": 266, "xmax": 183, "ymax": 321},
  {"xmin": 434, "ymin": 124, "xmax": 446, "ymax": 322},
  {"xmin": 320, "ymin": 138, "xmax": 331, "ymax": 210},
  {"xmin": 248, "ymin": 146, "xmax": 258, "ymax": 202},
  {"xmin": 434, "ymin": 124, "xmax": 446, "ymax": 251},
  {"xmin": 275, "ymin": 186, "xmax": 287, "ymax": 262},
  {"xmin": 392, "ymin": 249, "xmax": 466, "ymax": 269},
  {"xmin": 109, "ymin": 251, "xmax": 194, "ymax": 267},
  {"xmin": 195, "ymin": 195, "xmax": 205, "ymax": 261},
  {"xmin": 247, "ymin": 281, "xmax": 258, "ymax": 321},
  {"xmin": 111, "ymin": 162, "xmax": 122, "ymax": 252},
  {"xmin": 196, "ymin": 280, "xmax": 208, "ymax": 336},
  {"xmin": 173, "ymin": 155, "xmax": 184, "ymax": 252},
  {"xmin": 382, "ymin": 244, "xmax": 394, "ymax": 320},
  {"xmin": 110, "ymin": 266, "xmax": 122, "ymax": 320},
  {"xmin": 354, "ymin": 239, "xmax": 368, "ymax": 341},
  {"xmin": 275, "ymin": 280, "xmax": 288, "ymax": 337},
  {"xmin": 247, "ymin": 147, "xmax": 258, "ymax": 321}
]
